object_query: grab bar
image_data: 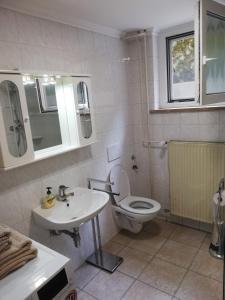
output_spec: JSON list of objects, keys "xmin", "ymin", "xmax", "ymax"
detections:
[{"xmin": 92, "ymin": 188, "xmax": 120, "ymax": 197}]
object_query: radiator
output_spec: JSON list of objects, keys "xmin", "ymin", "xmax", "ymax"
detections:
[{"xmin": 168, "ymin": 141, "xmax": 225, "ymax": 223}]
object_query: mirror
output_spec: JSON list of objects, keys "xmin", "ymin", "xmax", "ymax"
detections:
[
  {"xmin": 77, "ymin": 81, "xmax": 92, "ymax": 139},
  {"xmin": 24, "ymin": 76, "xmax": 62, "ymax": 151},
  {"xmin": 37, "ymin": 77, "xmax": 58, "ymax": 112},
  {"xmin": 0, "ymin": 80, "xmax": 27, "ymax": 157}
]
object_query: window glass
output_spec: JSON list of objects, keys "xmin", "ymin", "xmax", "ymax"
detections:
[
  {"xmin": 206, "ymin": 12, "xmax": 225, "ymax": 95},
  {"xmin": 166, "ymin": 32, "xmax": 195, "ymax": 102}
]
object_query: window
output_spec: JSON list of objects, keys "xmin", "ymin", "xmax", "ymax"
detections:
[
  {"xmin": 158, "ymin": 22, "xmax": 197, "ymax": 108},
  {"xmin": 157, "ymin": 0, "xmax": 225, "ymax": 109},
  {"xmin": 166, "ymin": 31, "xmax": 195, "ymax": 103}
]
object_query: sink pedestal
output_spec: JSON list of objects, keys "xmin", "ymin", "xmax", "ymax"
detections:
[{"xmin": 86, "ymin": 215, "xmax": 123, "ymax": 273}]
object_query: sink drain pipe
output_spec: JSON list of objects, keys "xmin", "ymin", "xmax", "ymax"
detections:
[{"xmin": 51, "ymin": 228, "xmax": 81, "ymax": 248}]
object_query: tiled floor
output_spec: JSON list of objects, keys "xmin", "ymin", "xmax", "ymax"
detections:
[{"xmin": 74, "ymin": 219, "xmax": 223, "ymax": 300}]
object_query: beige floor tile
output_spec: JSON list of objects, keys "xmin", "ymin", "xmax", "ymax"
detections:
[
  {"xmin": 170, "ymin": 226, "xmax": 206, "ymax": 248},
  {"xmin": 176, "ymin": 271, "xmax": 222, "ymax": 300},
  {"xmin": 118, "ymin": 247, "xmax": 152, "ymax": 278},
  {"xmin": 139, "ymin": 258, "xmax": 186, "ymax": 295},
  {"xmin": 77, "ymin": 290, "xmax": 96, "ymax": 300},
  {"xmin": 157, "ymin": 240, "xmax": 198, "ymax": 268},
  {"xmin": 103, "ymin": 240, "xmax": 125, "ymax": 255},
  {"xmin": 129, "ymin": 231, "xmax": 166, "ymax": 255},
  {"xmin": 84, "ymin": 270, "xmax": 134, "ymax": 300},
  {"xmin": 200, "ymin": 233, "xmax": 211, "ymax": 252},
  {"xmin": 190, "ymin": 250, "xmax": 223, "ymax": 282},
  {"xmin": 144, "ymin": 219, "xmax": 180, "ymax": 238},
  {"xmin": 74, "ymin": 263, "xmax": 100, "ymax": 289},
  {"xmin": 111, "ymin": 231, "xmax": 134, "ymax": 246},
  {"xmin": 122, "ymin": 280, "xmax": 172, "ymax": 300}
]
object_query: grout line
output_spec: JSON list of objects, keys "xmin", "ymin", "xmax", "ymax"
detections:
[
  {"xmin": 173, "ymin": 238, "xmax": 205, "ymax": 298},
  {"xmin": 76, "ymin": 266, "xmax": 101, "ymax": 290},
  {"xmin": 119, "ymin": 278, "xmax": 137, "ymax": 300},
  {"xmin": 134, "ymin": 233, "xmax": 176, "ymax": 297},
  {"xmin": 188, "ymin": 269, "xmax": 223, "ymax": 284},
  {"xmin": 78, "ymin": 222, "xmax": 217, "ymax": 299},
  {"xmin": 130, "ymin": 225, "xmax": 206, "ymax": 298},
  {"xmin": 117, "ymin": 228, "xmax": 173, "ymax": 299},
  {"xmin": 79, "ymin": 289, "xmax": 99, "ymax": 300},
  {"xmin": 153, "ymin": 255, "xmax": 188, "ymax": 270},
  {"xmin": 137, "ymin": 277, "xmax": 175, "ymax": 298}
]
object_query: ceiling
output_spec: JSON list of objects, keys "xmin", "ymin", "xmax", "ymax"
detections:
[{"xmin": 0, "ymin": 0, "xmax": 224, "ymax": 37}]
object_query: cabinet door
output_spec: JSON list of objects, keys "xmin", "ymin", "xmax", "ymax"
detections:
[
  {"xmin": 200, "ymin": 0, "xmax": 225, "ymax": 105},
  {"xmin": 73, "ymin": 77, "xmax": 96, "ymax": 146},
  {"xmin": 0, "ymin": 74, "xmax": 34, "ymax": 168}
]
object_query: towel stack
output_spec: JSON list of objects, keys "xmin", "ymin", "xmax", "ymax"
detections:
[{"xmin": 0, "ymin": 224, "xmax": 38, "ymax": 280}]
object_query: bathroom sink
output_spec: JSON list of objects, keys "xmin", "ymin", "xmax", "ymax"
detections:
[{"xmin": 33, "ymin": 187, "xmax": 109, "ymax": 230}]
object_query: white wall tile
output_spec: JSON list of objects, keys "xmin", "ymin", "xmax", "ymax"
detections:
[
  {"xmin": 198, "ymin": 111, "xmax": 219, "ymax": 125},
  {"xmin": 0, "ymin": 9, "xmax": 18, "ymax": 43},
  {"xmin": 180, "ymin": 112, "xmax": 199, "ymax": 125},
  {"xmin": 199, "ymin": 124, "xmax": 219, "ymax": 141},
  {"xmin": 0, "ymin": 8, "xmax": 133, "ymax": 273}
]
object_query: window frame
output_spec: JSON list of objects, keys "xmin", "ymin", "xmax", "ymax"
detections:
[
  {"xmin": 158, "ymin": 22, "xmax": 199, "ymax": 108},
  {"xmin": 166, "ymin": 31, "xmax": 195, "ymax": 103}
]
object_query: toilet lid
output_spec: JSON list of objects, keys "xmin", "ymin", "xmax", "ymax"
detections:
[{"xmin": 109, "ymin": 165, "xmax": 130, "ymax": 204}]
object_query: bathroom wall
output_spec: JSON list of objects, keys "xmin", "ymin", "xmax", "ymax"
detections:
[
  {"xmin": 126, "ymin": 32, "xmax": 225, "ymax": 215},
  {"xmin": 0, "ymin": 7, "xmax": 139, "ymax": 270}
]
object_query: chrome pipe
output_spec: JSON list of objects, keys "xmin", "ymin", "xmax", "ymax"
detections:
[
  {"xmin": 87, "ymin": 178, "xmax": 114, "ymax": 186},
  {"xmin": 92, "ymin": 188, "xmax": 120, "ymax": 197}
]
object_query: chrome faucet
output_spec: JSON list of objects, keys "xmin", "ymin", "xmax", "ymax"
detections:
[{"xmin": 58, "ymin": 185, "xmax": 74, "ymax": 201}]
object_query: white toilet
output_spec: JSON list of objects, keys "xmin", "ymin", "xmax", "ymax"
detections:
[{"xmin": 109, "ymin": 165, "xmax": 161, "ymax": 233}]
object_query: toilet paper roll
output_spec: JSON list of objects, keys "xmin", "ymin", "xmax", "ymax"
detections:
[{"xmin": 213, "ymin": 192, "xmax": 225, "ymax": 206}]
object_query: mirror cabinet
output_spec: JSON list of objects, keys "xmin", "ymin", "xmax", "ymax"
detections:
[{"xmin": 0, "ymin": 71, "xmax": 96, "ymax": 170}]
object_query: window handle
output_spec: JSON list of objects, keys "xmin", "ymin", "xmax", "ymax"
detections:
[{"xmin": 203, "ymin": 56, "xmax": 217, "ymax": 65}]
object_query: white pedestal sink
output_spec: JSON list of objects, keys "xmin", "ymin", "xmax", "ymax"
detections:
[
  {"xmin": 33, "ymin": 185, "xmax": 123, "ymax": 273},
  {"xmin": 33, "ymin": 187, "xmax": 109, "ymax": 231}
]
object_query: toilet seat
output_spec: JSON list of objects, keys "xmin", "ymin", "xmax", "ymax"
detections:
[{"xmin": 119, "ymin": 196, "xmax": 161, "ymax": 215}]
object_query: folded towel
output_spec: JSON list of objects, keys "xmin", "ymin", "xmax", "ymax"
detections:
[
  {"xmin": 0, "ymin": 231, "xmax": 32, "ymax": 264},
  {"xmin": 0, "ymin": 247, "xmax": 37, "ymax": 279},
  {"xmin": 0, "ymin": 225, "xmax": 10, "ymax": 239},
  {"xmin": 0, "ymin": 241, "xmax": 11, "ymax": 254},
  {"xmin": 0, "ymin": 235, "xmax": 10, "ymax": 244}
]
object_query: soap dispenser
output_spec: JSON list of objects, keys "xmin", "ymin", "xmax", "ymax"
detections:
[{"xmin": 41, "ymin": 187, "xmax": 56, "ymax": 209}]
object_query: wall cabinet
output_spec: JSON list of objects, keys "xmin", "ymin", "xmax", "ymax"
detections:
[{"xmin": 0, "ymin": 72, "xmax": 96, "ymax": 170}]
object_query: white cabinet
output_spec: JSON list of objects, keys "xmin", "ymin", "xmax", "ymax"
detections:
[
  {"xmin": 0, "ymin": 74, "xmax": 34, "ymax": 168},
  {"xmin": 0, "ymin": 72, "xmax": 96, "ymax": 170}
]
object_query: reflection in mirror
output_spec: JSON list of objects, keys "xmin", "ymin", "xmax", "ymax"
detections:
[
  {"xmin": 77, "ymin": 81, "xmax": 92, "ymax": 139},
  {"xmin": 38, "ymin": 77, "xmax": 58, "ymax": 112},
  {"xmin": 24, "ymin": 77, "xmax": 62, "ymax": 151},
  {"xmin": 0, "ymin": 80, "xmax": 27, "ymax": 157}
]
